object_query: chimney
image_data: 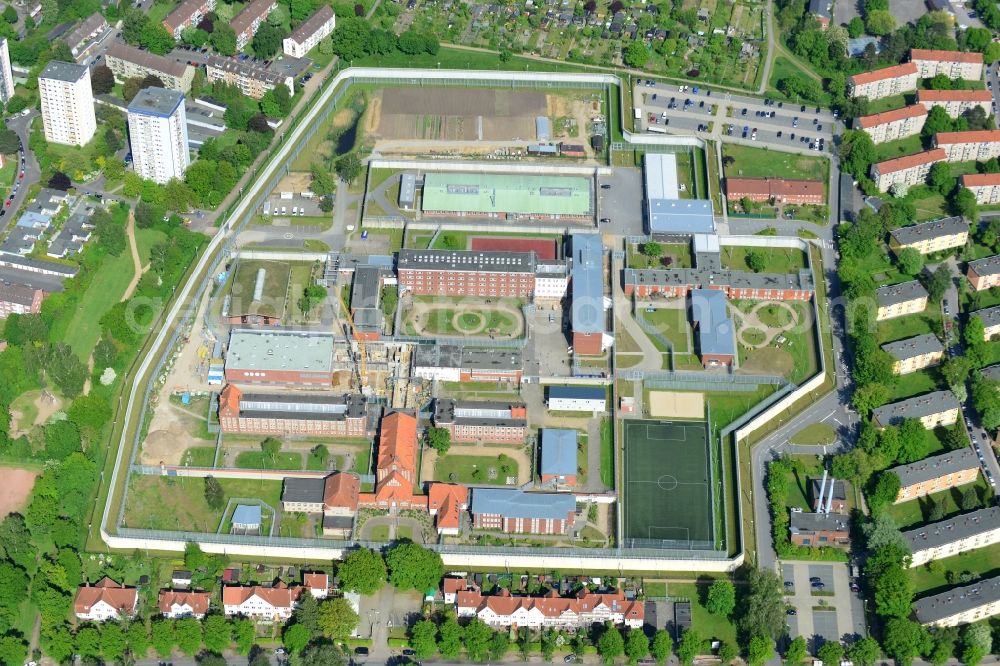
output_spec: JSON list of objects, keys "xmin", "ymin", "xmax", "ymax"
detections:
[
  {"xmin": 816, "ymin": 470, "xmax": 828, "ymax": 513},
  {"xmin": 825, "ymin": 478, "xmax": 835, "ymax": 514}
]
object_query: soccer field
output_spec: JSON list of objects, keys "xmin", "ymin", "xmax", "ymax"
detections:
[{"xmin": 622, "ymin": 420, "xmax": 714, "ymax": 548}]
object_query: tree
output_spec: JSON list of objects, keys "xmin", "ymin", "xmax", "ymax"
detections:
[
  {"xmin": 927, "ymin": 629, "xmax": 957, "ymax": 666},
  {"xmin": 43, "ymin": 420, "xmax": 81, "ymax": 460},
  {"xmin": 746, "ymin": 250, "xmax": 766, "ymax": 273},
  {"xmin": 847, "ymin": 637, "xmax": 880, "ymax": 666},
  {"xmin": 650, "ymin": 629, "xmax": 672, "ymax": 663},
  {"xmin": 883, "ymin": 618, "xmax": 929, "ymax": 666},
  {"xmin": 954, "ymin": 187, "xmax": 978, "ymax": 222},
  {"xmin": 174, "ymin": 617, "xmax": 202, "ymax": 655},
  {"xmin": 410, "ymin": 619, "xmax": 438, "ymax": 659},
  {"xmin": 0, "ymin": 128, "xmax": 19, "ymax": 155},
  {"xmin": 330, "ymin": 16, "xmax": 370, "ymax": 60},
  {"xmin": 210, "ymin": 24, "xmax": 237, "ymax": 55},
  {"xmin": 489, "ymin": 630, "xmax": 510, "ymax": 660},
  {"xmin": 840, "ymin": 130, "xmax": 877, "ymax": 179},
  {"xmin": 960, "ymin": 486, "xmax": 980, "ymax": 511},
  {"xmin": 386, "ymin": 542, "xmax": 444, "ymax": 592},
  {"xmin": 338, "ymin": 548, "xmax": 386, "ymax": 595},
  {"xmin": 785, "ymin": 636, "xmax": 807, "ymax": 665},
  {"xmin": 598, "ymin": 624, "xmax": 625, "ymax": 664},
  {"xmin": 747, "ymin": 635, "xmax": 774, "ymax": 666},
  {"xmin": 260, "ymin": 437, "xmax": 282, "ymax": 464},
  {"xmin": 960, "ymin": 623, "xmax": 992, "ymax": 666},
  {"xmin": 232, "ymin": 618, "xmax": 255, "ymax": 655},
  {"xmin": 151, "ymin": 619, "xmax": 175, "ymax": 658},
  {"xmin": 317, "ymin": 597, "xmax": 359, "ymax": 639},
  {"xmin": 897, "ymin": 248, "xmax": 923, "ymax": 275},
  {"xmin": 100, "ymin": 623, "xmax": 127, "ymax": 663},
  {"xmin": 437, "ymin": 618, "xmax": 464, "ymax": 659},
  {"xmin": 925, "ymin": 264, "xmax": 952, "ymax": 302},
  {"xmin": 641, "ymin": 241, "xmax": 663, "ymax": 257},
  {"xmin": 676, "ymin": 629, "xmax": 704, "ymax": 666},
  {"xmin": 706, "ymin": 580, "xmax": 736, "ymax": 616},
  {"xmin": 140, "ymin": 22, "xmax": 174, "ymax": 54},
  {"xmin": 0, "ymin": 637, "xmax": 27, "ymax": 666},
  {"xmin": 463, "ymin": 618, "xmax": 493, "ymax": 661},
  {"xmin": 260, "ymin": 84, "xmax": 292, "ymax": 117},
  {"xmin": 335, "ymin": 153, "xmax": 363, "ymax": 184},
  {"xmin": 816, "ymin": 641, "xmax": 844, "ymax": 666},
  {"xmin": 924, "ymin": 105, "xmax": 955, "ymax": 138},
  {"xmin": 122, "ymin": 7, "xmax": 150, "ymax": 44},
  {"xmin": 91, "ymin": 65, "xmax": 115, "ymax": 95},
  {"xmin": 424, "ymin": 427, "xmax": 451, "ymax": 455},
  {"xmin": 928, "ymin": 161, "xmax": 955, "ymax": 196},
  {"xmin": 301, "ymin": 643, "xmax": 349, "ymax": 666},
  {"xmin": 204, "ymin": 476, "xmax": 225, "ymax": 510},
  {"xmin": 865, "ymin": 9, "xmax": 895, "ymax": 34},
  {"xmin": 738, "ymin": 568, "xmax": 786, "ymax": 641},
  {"xmin": 252, "ymin": 22, "xmax": 283, "ymax": 58},
  {"xmin": 623, "ymin": 40, "xmax": 650, "ymax": 68},
  {"xmin": 125, "ymin": 622, "xmax": 150, "ymax": 660},
  {"xmin": 198, "ymin": 614, "xmax": 229, "ymax": 654},
  {"xmin": 625, "ymin": 628, "xmax": 649, "ymax": 664},
  {"xmin": 48, "ymin": 171, "xmax": 71, "ymax": 191},
  {"xmin": 874, "ymin": 565, "xmax": 915, "ymax": 618},
  {"xmin": 1, "ymin": 5, "xmax": 16, "ymax": 23},
  {"xmin": 740, "ymin": 196, "xmax": 754, "ymax": 214},
  {"xmin": 898, "ymin": 417, "xmax": 930, "ymax": 463},
  {"xmin": 44, "ymin": 343, "xmax": 87, "ymax": 398}
]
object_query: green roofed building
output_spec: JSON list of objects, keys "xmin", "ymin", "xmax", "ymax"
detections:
[{"xmin": 421, "ymin": 172, "xmax": 592, "ymax": 220}]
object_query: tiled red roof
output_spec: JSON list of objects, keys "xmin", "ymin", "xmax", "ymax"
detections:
[
  {"xmin": 910, "ymin": 48, "xmax": 983, "ymax": 64},
  {"xmin": 75, "ymin": 578, "xmax": 138, "ymax": 615},
  {"xmin": 849, "ymin": 62, "xmax": 917, "ymax": 86},
  {"xmin": 933, "ymin": 130, "xmax": 1000, "ymax": 145},
  {"xmin": 457, "ymin": 588, "xmax": 644, "ymax": 622},
  {"xmin": 960, "ymin": 173, "xmax": 1000, "ymax": 187},
  {"xmin": 158, "ymin": 590, "xmax": 211, "ymax": 615},
  {"xmin": 917, "ymin": 89, "xmax": 993, "ymax": 103},
  {"xmin": 323, "ymin": 473, "xmax": 360, "ymax": 512},
  {"xmin": 855, "ymin": 104, "xmax": 927, "ymax": 128},
  {"xmin": 222, "ymin": 584, "xmax": 300, "ymax": 609},
  {"xmin": 872, "ymin": 148, "xmax": 946, "ymax": 174},
  {"xmin": 428, "ymin": 483, "xmax": 469, "ymax": 530}
]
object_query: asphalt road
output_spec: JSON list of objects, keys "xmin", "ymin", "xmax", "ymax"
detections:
[
  {"xmin": 987, "ymin": 61, "xmax": 1000, "ymax": 120},
  {"xmin": 1, "ymin": 110, "xmax": 41, "ymax": 235}
]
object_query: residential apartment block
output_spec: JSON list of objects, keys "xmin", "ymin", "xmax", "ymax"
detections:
[
  {"xmin": 972, "ymin": 304, "xmax": 1000, "ymax": 340},
  {"xmin": 934, "ymin": 130, "xmax": 1000, "ymax": 162},
  {"xmin": 0, "ymin": 281, "xmax": 44, "ymax": 318},
  {"xmin": 283, "ymin": 5, "xmax": 335, "ymax": 58},
  {"xmin": 916, "ymin": 89, "xmax": 993, "ymax": 118},
  {"xmin": 397, "ymin": 249, "xmax": 537, "ymax": 298},
  {"xmin": 914, "ymin": 576, "xmax": 1000, "ymax": 627},
  {"xmin": 872, "ymin": 390, "xmax": 961, "ymax": 430},
  {"xmin": 470, "ymin": 488, "xmax": 576, "ymax": 535},
  {"xmin": 966, "ymin": 255, "xmax": 1000, "ymax": 291},
  {"xmin": 889, "ymin": 216, "xmax": 969, "ymax": 255},
  {"xmin": 232, "ymin": 0, "xmax": 277, "ymax": 50},
  {"xmin": 0, "ymin": 39, "xmax": 14, "ymax": 103},
  {"xmin": 432, "ymin": 398, "xmax": 528, "ymax": 444},
  {"xmin": 875, "ymin": 280, "xmax": 929, "ymax": 320},
  {"xmin": 788, "ymin": 511, "xmax": 850, "ymax": 547},
  {"xmin": 870, "ymin": 148, "xmax": 946, "ymax": 192},
  {"xmin": 725, "ymin": 177, "xmax": 825, "ymax": 204},
  {"xmin": 854, "ymin": 105, "xmax": 927, "ymax": 144},
  {"xmin": 66, "ymin": 13, "xmax": 108, "ymax": 62},
  {"xmin": 159, "ymin": 590, "xmax": 211, "ymax": 619},
  {"xmin": 218, "ymin": 384, "xmax": 367, "ymax": 437},
  {"xmin": 163, "ymin": 0, "xmax": 217, "ymax": 38},
  {"xmin": 105, "ymin": 41, "xmax": 195, "ymax": 92},
  {"xmin": 889, "ymin": 447, "xmax": 978, "ymax": 502},
  {"xmin": 205, "ymin": 55, "xmax": 293, "ymax": 100},
  {"xmin": 411, "ymin": 345, "xmax": 523, "ymax": 384},
  {"xmin": 39, "ymin": 60, "xmax": 96, "ymax": 147},
  {"xmin": 847, "ymin": 62, "xmax": 918, "ymax": 100},
  {"xmin": 910, "ymin": 48, "xmax": 984, "ymax": 81},
  {"xmin": 881, "ymin": 333, "xmax": 945, "ymax": 374},
  {"xmin": 456, "ymin": 587, "xmax": 644, "ymax": 629},
  {"xmin": 903, "ymin": 506, "xmax": 1000, "ymax": 568},
  {"xmin": 74, "ymin": 578, "xmax": 138, "ymax": 622},
  {"xmin": 127, "ymin": 87, "xmax": 190, "ymax": 184}
]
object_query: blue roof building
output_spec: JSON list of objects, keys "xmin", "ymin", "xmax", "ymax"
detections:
[
  {"xmin": 540, "ymin": 428, "xmax": 578, "ymax": 484},
  {"xmin": 644, "ymin": 153, "xmax": 715, "ymax": 236},
  {"xmin": 569, "ymin": 233, "xmax": 608, "ymax": 354},
  {"xmin": 547, "ymin": 385, "xmax": 607, "ymax": 412},
  {"xmin": 690, "ymin": 289, "xmax": 735, "ymax": 366},
  {"xmin": 470, "ymin": 489, "xmax": 576, "ymax": 534},
  {"xmin": 231, "ymin": 504, "xmax": 262, "ymax": 532}
]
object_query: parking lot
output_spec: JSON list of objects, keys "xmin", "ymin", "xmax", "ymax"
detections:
[
  {"xmin": 781, "ymin": 561, "xmax": 866, "ymax": 651},
  {"xmin": 597, "ymin": 168, "xmax": 645, "ymax": 235}
]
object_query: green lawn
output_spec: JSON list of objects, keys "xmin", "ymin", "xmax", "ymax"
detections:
[
  {"xmin": 234, "ymin": 451, "xmax": 304, "ymax": 471},
  {"xmin": 135, "ymin": 228, "xmax": 167, "ymax": 266},
  {"xmin": 876, "ymin": 313, "xmax": 939, "ymax": 344},
  {"xmin": 63, "ymin": 249, "xmax": 136, "ymax": 359},
  {"xmin": 722, "ymin": 143, "xmax": 829, "ymax": 184},
  {"xmin": 666, "ymin": 581, "xmax": 738, "ymax": 644},
  {"xmin": 370, "ymin": 525, "xmax": 390, "ymax": 541},
  {"xmin": 720, "ymin": 246, "xmax": 808, "ymax": 274},
  {"xmin": 415, "ymin": 307, "xmax": 520, "ymax": 337},
  {"xmin": 875, "ymin": 134, "xmax": 926, "ymax": 162},
  {"xmin": 123, "ymin": 476, "xmax": 283, "ymax": 532},
  {"xmin": 789, "ymin": 423, "xmax": 837, "ymax": 445},
  {"xmin": 640, "ymin": 307, "xmax": 690, "ymax": 352},
  {"xmin": 705, "ymin": 385, "xmax": 778, "ymax": 430},
  {"xmin": 884, "ymin": 476, "xmax": 994, "ymax": 529},
  {"xmin": 910, "ymin": 541, "xmax": 1000, "ymax": 595},
  {"xmin": 600, "ymin": 417, "xmax": 613, "ymax": 488},
  {"xmin": 767, "ymin": 55, "xmax": 828, "ymax": 105},
  {"xmin": 866, "ymin": 94, "xmax": 911, "ymax": 114},
  {"xmin": 628, "ymin": 242, "xmax": 693, "ymax": 269},
  {"xmin": 434, "ymin": 453, "xmax": 518, "ymax": 485},
  {"xmin": 181, "ymin": 446, "xmax": 217, "ymax": 467},
  {"xmin": 889, "ymin": 369, "xmax": 942, "ymax": 401},
  {"xmin": 912, "ymin": 193, "xmax": 948, "ymax": 222}
]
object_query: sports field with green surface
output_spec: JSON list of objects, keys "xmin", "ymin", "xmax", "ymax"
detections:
[
  {"xmin": 421, "ymin": 172, "xmax": 592, "ymax": 216},
  {"xmin": 622, "ymin": 419, "xmax": 714, "ymax": 548}
]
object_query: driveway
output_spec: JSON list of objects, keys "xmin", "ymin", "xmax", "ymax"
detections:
[{"xmin": 781, "ymin": 561, "xmax": 865, "ymax": 651}]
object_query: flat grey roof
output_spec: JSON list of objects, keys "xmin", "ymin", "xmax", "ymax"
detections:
[
  {"xmin": 0, "ymin": 281, "xmax": 38, "ymax": 306},
  {"xmin": 914, "ymin": 575, "xmax": 1000, "ymax": 624},
  {"xmin": 239, "ymin": 392, "xmax": 366, "ymax": 420},
  {"xmin": 789, "ymin": 511, "xmax": 849, "ymax": 534},
  {"xmin": 40, "ymin": 60, "xmax": 88, "ymax": 83},
  {"xmin": 890, "ymin": 447, "xmax": 979, "ymax": 489},
  {"xmin": 881, "ymin": 333, "xmax": 944, "ymax": 361},
  {"xmin": 226, "ymin": 329, "xmax": 335, "ymax": 374},
  {"xmin": 433, "ymin": 398, "xmax": 526, "ymax": 427},
  {"xmin": 972, "ymin": 304, "xmax": 1000, "ymax": 329},
  {"xmin": 903, "ymin": 506, "xmax": 1000, "ymax": 553},
  {"xmin": 350, "ymin": 265, "xmax": 383, "ymax": 311},
  {"xmin": 968, "ymin": 254, "xmax": 1000, "ymax": 278},
  {"xmin": 128, "ymin": 87, "xmax": 185, "ymax": 118},
  {"xmin": 470, "ymin": 488, "xmax": 576, "ymax": 520},
  {"xmin": 876, "ymin": 280, "xmax": 928, "ymax": 308},
  {"xmin": 982, "ymin": 364, "xmax": 1000, "ymax": 382},
  {"xmin": 412, "ymin": 344, "xmax": 522, "ymax": 372},
  {"xmin": 691, "ymin": 289, "xmax": 735, "ymax": 357},
  {"xmin": 399, "ymin": 173, "xmax": 416, "ymax": 206},
  {"xmin": 648, "ymin": 199, "xmax": 716, "ymax": 235},
  {"xmin": 282, "ymin": 477, "xmax": 325, "ymax": 504},
  {"xmin": 872, "ymin": 390, "xmax": 961, "ymax": 427},
  {"xmin": 623, "ymin": 267, "xmax": 815, "ymax": 293},
  {"xmin": 398, "ymin": 249, "xmax": 536, "ymax": 274},
  {"xmin": 890, "ymin": 216, "xmax": 969, "ymax": 246},
  {"xmin": 570, "ymin": 233, "xmax": 604, "ymax": 335},
  {"xmin": 548, "ymin": 385, "xmax": 605, "ymax": 401},
  {"xmin": 541, "ymin": 428, "xmax": 578, "ymax": 477}
]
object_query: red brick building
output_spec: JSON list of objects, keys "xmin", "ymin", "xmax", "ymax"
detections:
[
  {"xmin": 0, "ymin": 281, "xmax": 44, "ymax": 318},
  {"xmin": 725, "ymin": 177, "xmax": 825, "ymax": 205},
  {"xmin": 432, "ymin": 399, "xmax": 528, "ymax": 444},
  {"xmin": 357, "ymin": 411, "xmax": 427, "ymax": 511},
  {"xmin": 217, "ymin": 384, "xmax": 367, "ymax": 438},
  {"xmin": 224, "ymin": 329, "xmax": 335, "ymax": 386},
  {"xmin": 788, "ymin": 511, "xmax": 850, "ymax": 547},
  {"xmin": 623, "ymin": 268, "xmax": 814, "ymax": 300},
  {"xmin": 470, "ymin": 488, "xmax": 576, "ymax": 535},
  {"xmin": 397, "ymin": 249, "xmax": 536, "ymax": 298}
]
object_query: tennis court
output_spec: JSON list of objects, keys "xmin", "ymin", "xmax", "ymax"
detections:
[{"xmin": 622, "ymin": 419, "xmax": 714, "ymax": 548}]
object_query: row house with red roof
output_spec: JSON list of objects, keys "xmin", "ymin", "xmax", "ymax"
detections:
[
  {"xmin": 74, "ymin": 578, "xmax": 139, "ymax": 622},
  {"xmin": 159, "ymin": 590, "xmax": 212, "ymax": 619},
  {"xmin": 455, "ymin": 587, "xmax": 644, "ymax": 629}
]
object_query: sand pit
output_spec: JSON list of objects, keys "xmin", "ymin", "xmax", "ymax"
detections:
[
  {"xmin": 0, "ymin": 467, "xmax": 38, "ymax": 517},
  {"xmin": 648, "ymin": 390, "xmax": 705, "ymax": 419}
]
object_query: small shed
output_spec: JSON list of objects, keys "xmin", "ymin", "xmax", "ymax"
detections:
[
  {"xmin": 231, "ymin": 504, "xmax": 262, "ymax": 534},
  {"xmin": 536, "ymin": 116, "xmax": 552, "ymax": 142}
]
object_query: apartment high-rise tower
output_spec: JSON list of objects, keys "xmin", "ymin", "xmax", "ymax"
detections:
[
  {"xmin": 126, "ymin": 87, "xmax": 189, "ymax": 184},
  {"xmin": 39, "ymin": 60, "xmax": 96, "ymax": 146}
]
